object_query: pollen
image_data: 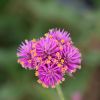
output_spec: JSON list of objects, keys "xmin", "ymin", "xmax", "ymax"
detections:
[
  {"xmin": 62, "ymin": 78, "xmax": 65, "ymax": 81},
  {"xmin": 35, "ymin": 71, "xmax": 39, "ymax": 76},
  {"xmin": 37, "ymin": 57, "xmax": 42, "ymax": 61},
  {"xmin": 37, "ymin": 79, "xmax": 42, "ymax": 84},
  {"xmin": 30, "ymin": 50, "xmax": 34, "ymax": 53},
  {"xmin": 49, "ymin": 35, "xmax": 53, "ymax": 38},
  {"xmin": 17, "ymin": 59, "xmax": 20, "ymax": 63},
  {"xmin": 61, "ymin": 67, "xmax": 67, "ymax": 73},
  {"xmin": 42, "ymin": 83, "xmax": 48, "ymax": 88},
  {"xmin": 77, "ymin": 65, "xmax": 81, "ymax": 69},
  {"xmin": 61, "ymin": 59, "xmax": 64, "ymax": 64},
  {"xmin": 53, "ymin": 59, "xmax": 58, "ymax": 63},
  {"xmin": 20, "ymin": 61, "xmax": 24, "ymax": 65},
  {"xmin": 48, "ymin": 56, "xmax": 52, "ymax": 60},
  {"xmin": 56, "ymin": 52, "xmax": 61, "ymax": 59},
  {"xmin": 33, "ymin": 52, "xmax": 37, "ymax": 56},
  {"xmin": 57, "ymin": 63, "xmax": 62, "ymax": 67},
  {"xmin": 32, "ymin": 44, "xmax": 36, "ymax": 48},
  {"xmin": 46, "ymin": 60, "xmax": 51, "ymax": 64},
  {"xmin": 36, "ymin": 66, "xmax": 39, "ymax": 70},
  {"xmin": 59, "ymin": 46, "xmax": 63, "ymax": 51},
  {"xmin": 32, "ymin": 38, "xmax": 36, "ymax": 42},
  {"xmin": 28, "ymin": 60, "xmax": 31, "ymax": 63},
  {"xmin": 61, "ymin": 39, "xmax": 65, "ymax": 43},
  {"xmin": 71, "ymin": 69, "xmax": 76, "ymax": 73},
  {"xmin": 56, "ymin": 52, "xmax": 59, "ymax": 56},
  {"xmin": 44, "ymin": 33, "xmax": 48, "ymax": 37}
]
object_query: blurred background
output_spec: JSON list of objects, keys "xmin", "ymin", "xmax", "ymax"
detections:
[{"xmin": 0, "ymin": 0, "xmax": 100, "ymax": 100}]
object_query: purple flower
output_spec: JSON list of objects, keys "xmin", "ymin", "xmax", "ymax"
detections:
[
  {"xmin": 36, "ymin": 63, "xmax": 65, "ymax": 88},
  {"xmin": 47, "ymin": 28, "xmax": 73, "ymax": 45},
  {"xmin": 62, "ymin": 45, "xmax": 81, "ymax": 73},
  {"xmin": 17, "ymin": 28, "xmax": 82, "ymax": 88},
  {"xmin": 17, "ymin": 40, "xmax": 37, "ymax": 69},
  {"xmin": 36, "ymin": 37, "xmax": 59, "ymax": 60}
]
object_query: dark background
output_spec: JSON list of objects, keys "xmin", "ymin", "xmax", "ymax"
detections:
[{"xmin": 0, "ymin": 0, "xmax": 100, "ymax": 100}]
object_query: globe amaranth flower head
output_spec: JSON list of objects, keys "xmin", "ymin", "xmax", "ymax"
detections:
[
  {"xmin": 62, "ymin": 45, "xmax": 81, "ymax": 73},
  {"xmin": 36, "ymin": 37, "xmax": 59, "ymax": 60},
  {"xmin": 17, "ymin": 39, "xmax": 37, "ymax": 69},
  {"xmin": 47, "ymin": 28, "xmax": 73, "ymax": 45},
  {"xmin": 17, "ymin": 28, "xmax": 82, "ymax": 88},
  {"xmin": 36, "ymin": 62, "xmax": 65, "ymax": 88}
]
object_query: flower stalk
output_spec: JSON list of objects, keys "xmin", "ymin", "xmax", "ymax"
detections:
[{"xmin": 56, "ymin": 85, "xmax": 65, "ymax": 100}]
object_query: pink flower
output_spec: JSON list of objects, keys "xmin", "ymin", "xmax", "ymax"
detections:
[
  {"xmin": 36, "ymin": 63, "xmax": 65, "ymax": 88},
  {"xmin": 62, "ymin": 45, "xmax": 81, "ymax": 73},
  {"xmin": 17, "ymin": 40, "xmax": 37, "ymax": 69},
  {"xmin": 17, "ymin": 28, "xmax": 82, "ymax": 88}
]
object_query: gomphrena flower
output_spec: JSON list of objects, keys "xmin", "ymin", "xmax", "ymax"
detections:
[
  {"xmin": 47, "ymin": 28, "xmax": 73, "ymax": 45},
  {"xmin": 17, "ymin": 28, "xmax": 82, "ymax": 88},
  {"xmin": 36, "ymin": 63, "xmax": 65, "ymax": 88},
  {"xmin": 17, "ymin": 40, "xmax": 37, "ymax": 69},
  {"xmin": 36, "ymin": 37, "xmax": 59, "ymax": 60},
  {"xmin": 62, "ymin": 45, "xmax": 81, "ymax": 73}
]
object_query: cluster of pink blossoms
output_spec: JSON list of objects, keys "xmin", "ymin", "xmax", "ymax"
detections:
[{"xmin": 17, "ymin": 29, "xmax": 82, "ymax": 88}]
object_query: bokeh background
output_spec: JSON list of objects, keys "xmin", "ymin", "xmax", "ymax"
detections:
[{"xmin": 0, "ymin": 0, "xmax": 100, "ymax": 100}]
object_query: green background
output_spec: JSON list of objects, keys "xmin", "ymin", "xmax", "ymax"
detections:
[{"xmin": 0, "ymin": 0, "xmax": 100, "ymax": 100}]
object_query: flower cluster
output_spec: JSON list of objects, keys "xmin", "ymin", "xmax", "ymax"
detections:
[{"xmin": 17, "ymin": 28, "xmax": 81, "ymax": 88}]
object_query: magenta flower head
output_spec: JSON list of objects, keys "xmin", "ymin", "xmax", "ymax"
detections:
[
  {"xmin": 62, "ymin": 45, "xmax": 81, "ymax": 73},
  {"xmin": 36, "ymin": 63, "xmax": 65, "ymax": 88},
  {"xmin": 48, "ymin": 28, "xmax": 73, "ymax": 45},
  {"xmin": 36, "ymin": 37, "xmax": 59, "ymax": 60},
  {"xmin": 17, "ymin": 28, "xmax": 82, "ymax": 88},
  {"xmin": 17, "ymin": 39, "xmax": 37, "ymax": 69}
]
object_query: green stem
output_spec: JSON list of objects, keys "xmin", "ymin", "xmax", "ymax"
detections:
[{"xmin": 56, "ymin": 85, "xmax": 65, "ymax": 100}]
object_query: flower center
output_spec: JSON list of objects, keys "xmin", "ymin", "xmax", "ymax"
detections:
[{"xmin": 47, "ymin": 68, "xmax": 54, "ymax": 76}]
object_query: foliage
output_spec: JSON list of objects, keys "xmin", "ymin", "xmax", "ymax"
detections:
[{"xmin": 0, "ymin": 0, "xmax": 100, "ymax": 100}]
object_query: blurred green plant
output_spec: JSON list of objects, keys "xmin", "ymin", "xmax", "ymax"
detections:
[{"xmin": 0, "ymin": 0, "xmax": 100, "ymax": 100}]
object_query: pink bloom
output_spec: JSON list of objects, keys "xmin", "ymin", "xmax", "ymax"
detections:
[
  {"xmin": 62, "ymin": 45, "xmax": 81, "ymax": 73},
  {"xmin": 48, "ymin": 28, "xmax": 73, "ymax": 45},
  {"xmin": 17, "ymin": 28, "xmax": 82, "ymax": 88},
  {"xmin": 17, "ymin": 40, "xmax": 36, "ymax": 69},
  {"xmin": 36, "ymin": 63, "xmax": 65, "ymax": 88}
]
